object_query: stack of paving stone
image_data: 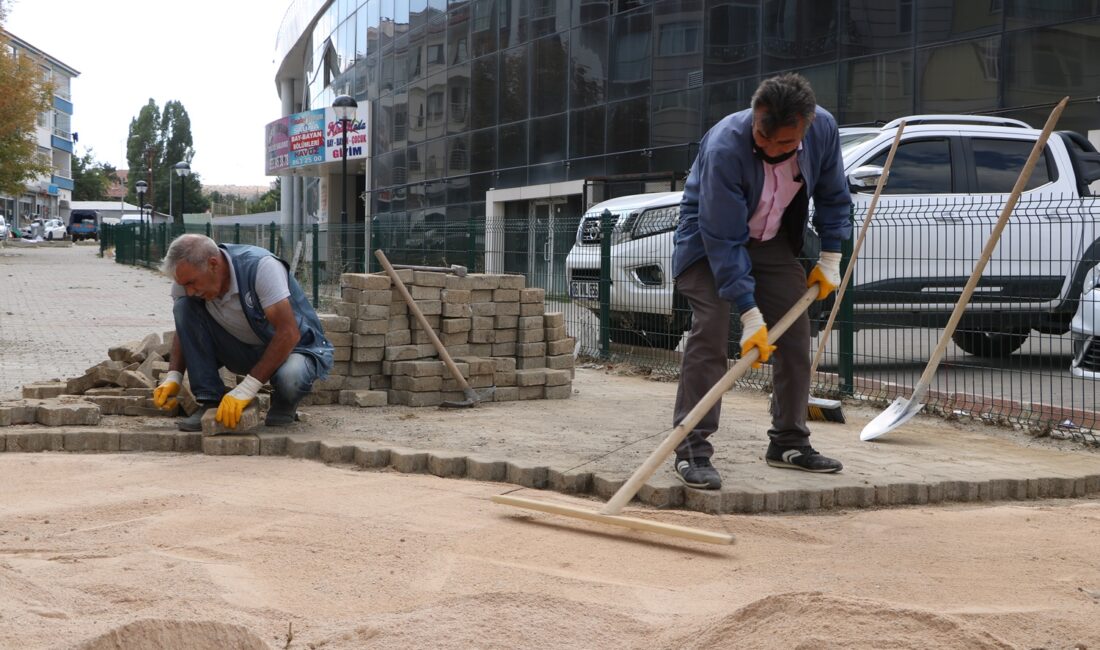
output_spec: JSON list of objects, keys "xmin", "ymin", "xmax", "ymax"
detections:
[
  {"xmin": 0, "ymin": 332, "xmax": 177, "ymax": 427},
  {"xmin": 308, "ymin": 269, "xmax": 576, "ymax": 407}
]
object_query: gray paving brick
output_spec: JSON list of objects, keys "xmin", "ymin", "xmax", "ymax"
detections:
[
  {"xmin": 466, "ymin": 457, "xmax": 507, "ymax": 482},
  {"xmin": 203, "ymin": 435, "xmax": 259, "ymax": 456},
  {"xmin": 427, "ymin": 452, "xmax": 467, "ymax": 478}
]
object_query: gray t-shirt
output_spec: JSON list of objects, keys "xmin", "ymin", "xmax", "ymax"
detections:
[{"xmin": 171, "ymin": 251, "xmax": 290, "ymax": 345}]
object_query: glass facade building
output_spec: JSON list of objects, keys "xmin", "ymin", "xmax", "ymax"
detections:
[{"xmin": 274, "ymin": 0, "xmax": 1100, "ymax": 275}]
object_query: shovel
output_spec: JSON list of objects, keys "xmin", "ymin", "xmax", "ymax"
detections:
[
  {"xmin": 860, "ymin": 96, "xmax": 1067, "ymax": 441},
  {"xmin": 376, "ymin": 249, "xmax": 496, "ymax": 408}
]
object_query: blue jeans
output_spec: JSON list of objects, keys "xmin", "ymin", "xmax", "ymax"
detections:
[{"xmin": 173, "ymin": 297, "xmax": 319, "ymax": 416}]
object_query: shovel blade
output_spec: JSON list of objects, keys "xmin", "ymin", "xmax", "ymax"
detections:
[
  {"xmin": 860, "ymin": 396, "xmax": 925, "ymax": 441},
  {"xmin": 440, "ymin": 386, "xmax": 496, "ymax": 408}
]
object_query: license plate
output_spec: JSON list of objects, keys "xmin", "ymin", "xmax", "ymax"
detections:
[{"xmin": 570, "ymin": 281, "xmax": 599, "ymax": 299}]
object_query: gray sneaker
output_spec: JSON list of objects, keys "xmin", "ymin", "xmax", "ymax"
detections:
[
  {"xmin": 765, "ymin": 443, "xmax": 843, "ymax": 473},
  {"xmin": 177, "ymin": 402, "xmax": 218, "ymax": 432},
  {"xmin": 673, "ymin": 457, "xmax": 722, "ymax": 490}
]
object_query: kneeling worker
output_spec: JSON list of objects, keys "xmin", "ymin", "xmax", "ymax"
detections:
[{"xmin": 153, "ymin": 234, "xmax": 334, "ymax": 430}]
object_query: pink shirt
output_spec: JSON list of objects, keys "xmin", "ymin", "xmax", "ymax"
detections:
[{"xmin": 748, "ymin": 148, "xmax": 804, "ymax": 242}]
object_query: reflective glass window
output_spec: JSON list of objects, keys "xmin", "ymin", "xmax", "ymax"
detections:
[
  {"xmin": 411, "ymin": 0, "xmax": 428, "ymax": 31},
  {"xmin": 570, "ymin": 20, "xmax": 608, "ymax": 108},
  {"xmin": 426, "ymin": 138, "xmax": 446, "ymax": 180},
  {"xmin": 839, "ymin": 51, "xmax": 911, "ymax": 124},
  {"xmin": 394, "ymin": 36, "xmax": 410, "ymax": 88},
  {"xmin": 499, "ymin": 121, "xmax": 528, "ymax": 167},
  {"xmin": 499, "ymin": 0, "xmax": 529, "ymax": 50},
  {"xmin": 471, "ymin": 53, "xmax": 498, "ymax": 129},
  {"xmin": 427, "ymin": 19, "xmax": 447, "ymax": 73},
  {"xmin": 357, "ymin": 10, "xmax": 368, "ymax": 60},
  {"xmin": 867, "ymin": 138, "xmax": 953, "ymax": 194},
  {"xmin": 609, "ymin": 11, "xmax": 652, "ymax": 100},
  {"xmin": 365, "ymin": 0, "xmax": 381, "ymax": 55},
  {"xmin": 381, "ymin": 0, "xmax": 394, "ymax": 50},
  {"xmin": 381, "ymin": 53, "xmax": 394, "ymax": 93},
  {"xmin": 407, "ymin": 32, "xmax": 425, "ymax": 83},
  {"xmin": 449, "ymin": 5, "xmax": 471, "ymax": 64},
  {"xmin": 796, "ymin": 62, "xmax": 838, "ymax": 115},
  {"xmin": 471, "ymin": 127, "xmax": 496, "ymax": 171},
  {"xmin": 499, "ymin": 44, "xmax": 529, "ymax": 124},
  {"xmin": 840, "ymin": 0, "xmax": 913, "ymax": 57},
  {"xmin": 570, "ymin": 105, "xmax": 605, "ymax": 157},
  {"xmin": 426, "ymin": 71, "xmax": 448, "ymax": 140},
  {"xmin": 705, "ymin": 0, "xmax": 758, "ymax": 83},
  {"xmin": 651, "ymin": 88, "xmax": 700, "ymax": 147},
  {"xmin": 573, "ymin": 0, "xmax": 609, "ymax": 25},
  {"xmin": 653, "ymin": 0, "xmax": 702, "ymax": 92},
  {"xmin": 762, "ymin": 0, "xmax": 837, "ymax": 72},
  {"xmin": 393, "ymin": 90, "xmax": 409, "ymax": 148},
  {"xmin": 532, "ymin": 33, "xmax": 568, "ymax": 117},
  {"xmin": 1004, "ymin": 20, "xmax": 1100, "ymax": 109},
  {"xmin": 408, "ymin": 77, "xmax": 426, "ymax": 145},
  {"xmin": 448, "ymin": 63, "xmax": 471, "ymax": 133},
  {"xmin": 529, "ymin": 0, "xmax": 569, "ymax": 39},
  {"xmin": 448, "ymin": 174, "xmax": 471, "ymax": 204},
  {"xmin": 472, "ymin": 0, "xmax": 498, "ymax": 56},
  {"xmin": 529, "ymin": 113, "xmax": 566, "ymax": 164},
  {"xmin": 607, "ymin": 97, "xmax": 650, "ymax": 152},
  {"xmin": 703, "ymin": 76, "xmax": 755, "ymax": 131},
  {"xmin": 917, "ymin": 37, "xmax": 1000, "ymax": 114},
  {"xmin": 395, "ymin": 0, "xmax": 411, "ymax": 36},
  {"xmin": 1006, "ymin": 0, "xmax": 1100, "ymax": 29},
  {"xmin": 377, "ymin": 94, "xmax": 394, "ymax": 152},
  {"xmin": 971, "ymin": 138, "xmax": 1052, "ymax": 193},
  {"xmin": 447, "ymin": 133, "xmax": 471, "ymax": 176},
  {"xmin": 916, "ymin": 1, "xmax": 999, "ymax": 45}
]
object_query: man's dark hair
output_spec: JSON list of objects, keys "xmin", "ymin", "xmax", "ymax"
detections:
[{"xmin": 751, "ymin": 73, "xmax": 817, "ymax": 136}]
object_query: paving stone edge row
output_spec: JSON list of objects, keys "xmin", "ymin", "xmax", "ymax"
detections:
[{"xmin": 2, "ymin": 429, "xmax": 1098, "ymax": 514}]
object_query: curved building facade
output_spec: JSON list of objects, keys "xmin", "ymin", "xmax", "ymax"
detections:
[{"xmin": 272, "ymin": 0, "xmax": 1100, "ymax": 276}]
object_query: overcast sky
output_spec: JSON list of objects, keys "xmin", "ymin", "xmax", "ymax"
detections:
[{"xmin": 5, "ymin": 0, "xmax": 287, "ymax": 188}]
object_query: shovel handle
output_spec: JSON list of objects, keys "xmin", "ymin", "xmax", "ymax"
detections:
[
  {"xmin": 601, "ymin": 286, "xmax": 819, "ymax": 515},
  {"xmin": 375, "ymin": 249, "xmax": 473, "ymax": 393}
]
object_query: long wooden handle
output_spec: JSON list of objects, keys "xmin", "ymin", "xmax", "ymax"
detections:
[
  {"xmin": 375, "ymin": 249, "xmax": 472, "ymax": 392},
  {"xmin": 810, "ymin": 122, "xmax": 906, "ymax": 378},
  {"xmin": 600, "ymin": 286, "xmax": 819, "ymax": 515},
  {"xmin": 908, "ymin": 97, "xmax": 1068, "ymax": 404}
]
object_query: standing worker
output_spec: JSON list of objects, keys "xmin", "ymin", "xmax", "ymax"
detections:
[
  {"xmin": 152, "ymin": 234, "xmax": 334, "ymax": 431},
  {"xmin": 670, "ymin": 73, "xmax": 852, "ymax": 489}
]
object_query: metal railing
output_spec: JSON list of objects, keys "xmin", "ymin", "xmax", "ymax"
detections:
[{"xmin": 101, "ymin": 194, "xmax": 1100, "ymax": 442}]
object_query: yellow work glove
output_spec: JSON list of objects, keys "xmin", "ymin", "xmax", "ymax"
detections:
[
  {"xmin": 152, "ymin": 371, "xmax": 183, "ymax": 411},
  {"xmin": 215, "ymin": 375, "xmax": 263, "ymax": 429},
  {"xmin": 739, "ymin": 307, "xmax": 776, "ymax": 369},
  {"xmin": 807, "ymin": 251, "xmax": 842, "ymax": 301}
]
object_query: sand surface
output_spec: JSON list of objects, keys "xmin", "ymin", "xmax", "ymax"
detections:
[{"xmin": 1, "ymin": 453, "xmax": 1098, "ymax": 649}]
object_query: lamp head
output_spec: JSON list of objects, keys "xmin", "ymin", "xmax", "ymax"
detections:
[
  {"xmin": 333, "ymin": 94, "xmax": 358, "ymax": 122},
  {"xmin": 174, "ymin": 161, "xmax": 192, "ymax": 178}
]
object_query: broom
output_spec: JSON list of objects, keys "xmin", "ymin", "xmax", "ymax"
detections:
[{"xmin": 807, "ymin": 121, "xmax": 906, "ymax": 423}]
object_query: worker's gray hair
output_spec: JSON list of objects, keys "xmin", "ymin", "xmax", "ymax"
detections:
[
  {"xmin": 751, "ymin": 73, "xmax": 817, "ymax": 136},
  {"xmin": 161, "ymin": 234, "xmax": 220, "ymax": 277}
]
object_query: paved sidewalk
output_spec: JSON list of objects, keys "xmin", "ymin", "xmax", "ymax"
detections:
[{"xmin": 0, "ymin": 244, "xmax": 174, "ymax": 398}]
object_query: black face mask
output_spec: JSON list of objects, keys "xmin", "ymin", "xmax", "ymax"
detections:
[{"xmin": 752, "ymin": 143, "xmax": 798, "ymax": 165}]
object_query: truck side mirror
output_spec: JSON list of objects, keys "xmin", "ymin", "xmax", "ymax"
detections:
[{"xmin": 848, "ymin": 165, "xmax": 885, "ymax": 192}]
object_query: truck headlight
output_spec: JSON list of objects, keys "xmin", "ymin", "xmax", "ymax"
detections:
[{"xmin": 631, "ymin": 206, "xmax": 680, "ymax": 239}]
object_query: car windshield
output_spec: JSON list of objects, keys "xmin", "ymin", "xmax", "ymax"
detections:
[{"xmin": 840, "ymin": 132, "xmax": 879, "ymax": 161}]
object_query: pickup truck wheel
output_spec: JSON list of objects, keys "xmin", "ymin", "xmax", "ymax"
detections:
[{"xmin": 950, "ymin": 330, "xmax": 1029, "ymax": 357}]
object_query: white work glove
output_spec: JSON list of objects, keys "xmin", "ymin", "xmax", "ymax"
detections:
[
  {"xmin": 808, "ymin": 251, "xmax": 842, "ymax": 300},
  {"xmin": 152, "ymin": 370, "xmax": 183, "ymax": 411},
  {"xmin": 215, "ymin": 374, "xmax": 263, "ymax": 429},
  {"xmin": 739, "ymin": 307, "xmax": 776, "ymax": 369}
]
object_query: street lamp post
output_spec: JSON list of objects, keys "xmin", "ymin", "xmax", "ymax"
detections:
[
  {"xmin": 135, "ymin": 180, "xmax": 147, "ymax": 223},
  {"xmin": 333, "ymin": 94, "xmax": 358, "ymax": 271},
  {"xmin": 173, "ymin": 161, "xmax": 191, "ymax": 229}
]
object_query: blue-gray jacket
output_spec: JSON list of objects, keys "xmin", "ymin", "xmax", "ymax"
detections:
[
  {"xmin": 221, "ymin": 244, "xmax": 334, "ymax": 379},
  {"xmin": 672, "ymin": 106, "xmax": 852, "ymax": 312}
]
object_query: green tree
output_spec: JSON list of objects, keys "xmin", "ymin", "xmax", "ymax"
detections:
[
  {"xmin": 125, "ymin": 98, "xmax": 209, "ymax": 224},
  {"xmin": 0, "ymin": 2, "xmax": 54, "ymax": 197},
  {"xmin": 249, "ymin": 179, "xmax": 281, "ymax": 213},
  {"xmin": 71, "ymin": 148, "xmax": 116, "ymax": 200}
]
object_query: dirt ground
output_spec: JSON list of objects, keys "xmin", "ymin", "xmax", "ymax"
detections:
[{"xmin": 2, "ymin": 446, "xmax": 1100, "ymax": 648}]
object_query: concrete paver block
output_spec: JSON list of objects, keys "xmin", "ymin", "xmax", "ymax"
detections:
[
  {"xmin": 465, "ymin": 457, "xmax": 507, "ymax": 482},
  {"xmin": 258, "ymin": 434, "xmax": 289, "ymax": 456},
  {"xmin": 173, "ymin": 432, "xmax": 203, "ymax": 452},
  {"xmin": 202, "ymin": 435, "xmax": 259, "ymax": 456},
  {"xmin": 286, "ymin": 438, "xmax": 321, "ymax": 459},
  {"xmin": 117, "ymin": 370, "xmax": 156, "ymax": 390},
  {"xmin": 36, "ymin": 401, "xmax": 101, "ymax": 426},
  {"xmin": 548, "ymin": 469, "xmax": 593, "ymax": 493},
  {"xmin": 391, "ymin": 449, "xmax": 428, "ymax": 473},
  {"xmin": 22, "ymin": 382, "xmax": 67, "ymax": 399},
  {"xmin": 7, "ymin": 432, "xmax": 65, "ymax": 452},
  {"xmin": 201, "ymin": 404, "xmax": 260, "ymax": 435},
  {"xmin": 428, "ymin": 452, "xmax": 467, "ymax": 477},
  {"xmin": 505, "ymin": 462, "xmax": 549, "ymax": 489},
  {"xmin": 353, "ymin": 445, "xmax": 390, "ymax": 468},
  {"xmin": 339, "ymin": 389, "xmax": 389, "ymax": 407},
  {"xmin": 118, "ymin": 432, "xmax": 176, "ymax": 452},
  {"xmin": 63, "ymin": 431, "xmax": 120, "ymax": 452},
  {"xmin": 320, "ymin": 442, "xmax": 356, "ymax": 464}
]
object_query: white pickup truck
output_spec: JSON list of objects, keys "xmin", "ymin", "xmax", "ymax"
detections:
[{"xmin": 565, "ymin": 115, "xmax": 1100, "ymax": 356}]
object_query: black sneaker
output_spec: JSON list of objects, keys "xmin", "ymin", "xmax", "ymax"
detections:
[
  {"xmin": 673, "ymin": 457, "xmax": 722, "ymax": 490},
  {"xmin": 177, "ymin": 402, "xmax": 218, "ymax": 432},
  {"xmin": 765, "ymin": 443, "xmax": 843, "ymax": 473}
]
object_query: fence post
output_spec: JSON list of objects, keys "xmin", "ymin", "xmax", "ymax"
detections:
[
  {"xmin": 312, "ymin": 223, "xmax": 320, "ymax": 307},
  {"xmin": 599, "ymin": 208, "xmax": 613, "ymax": 358},
  {"xmin": 368, "ymin": 217, "xmax": 379, "ymax": 273},
  {"xmin": 234, "ymin": 223, "xmax": 241, "ymax": 244},
  {"xmin": 467, "ymin": 212, "xmax": 476, "ymax": 272},
  {"xmin": 205, "ymin": 222, "xmax": 212, "ymax": 239},
  {"xmin": 838, "ymin": 204, "xmax": 856, "ymax": 395},
  {"xmin": 269, "ymin": 221, "xmax": 276, "ymax": 253}
]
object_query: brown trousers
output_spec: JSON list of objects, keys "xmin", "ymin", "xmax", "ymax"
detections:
[{"xmin": 673, "ymin": 237, "xmax": 812, "ymax": 460}]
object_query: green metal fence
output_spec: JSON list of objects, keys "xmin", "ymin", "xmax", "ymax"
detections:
[{"xmin": 103, "ymin": 198, "xmax": 1100, "ymax": 443}]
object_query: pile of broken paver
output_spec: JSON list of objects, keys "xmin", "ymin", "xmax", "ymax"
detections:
[{"xmin": 0, "ymin": 269, "xmax": 575, "ymax": 435}]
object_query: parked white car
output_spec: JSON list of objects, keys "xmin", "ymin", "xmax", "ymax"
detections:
[
  {"xmin": 566, "ymin": 115, "xmax": 1100, "ymax": 355},
  {"xmin": 1070, "ymin": 266, "xmax": 1100, "ymax": 378},
  {"xmin": 42, "ymin": 218, "xmax": 67, "ymax": 241},
  {"xmin": 0, "ymin": 215, "xmax": 8, "ymax": 240}
]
